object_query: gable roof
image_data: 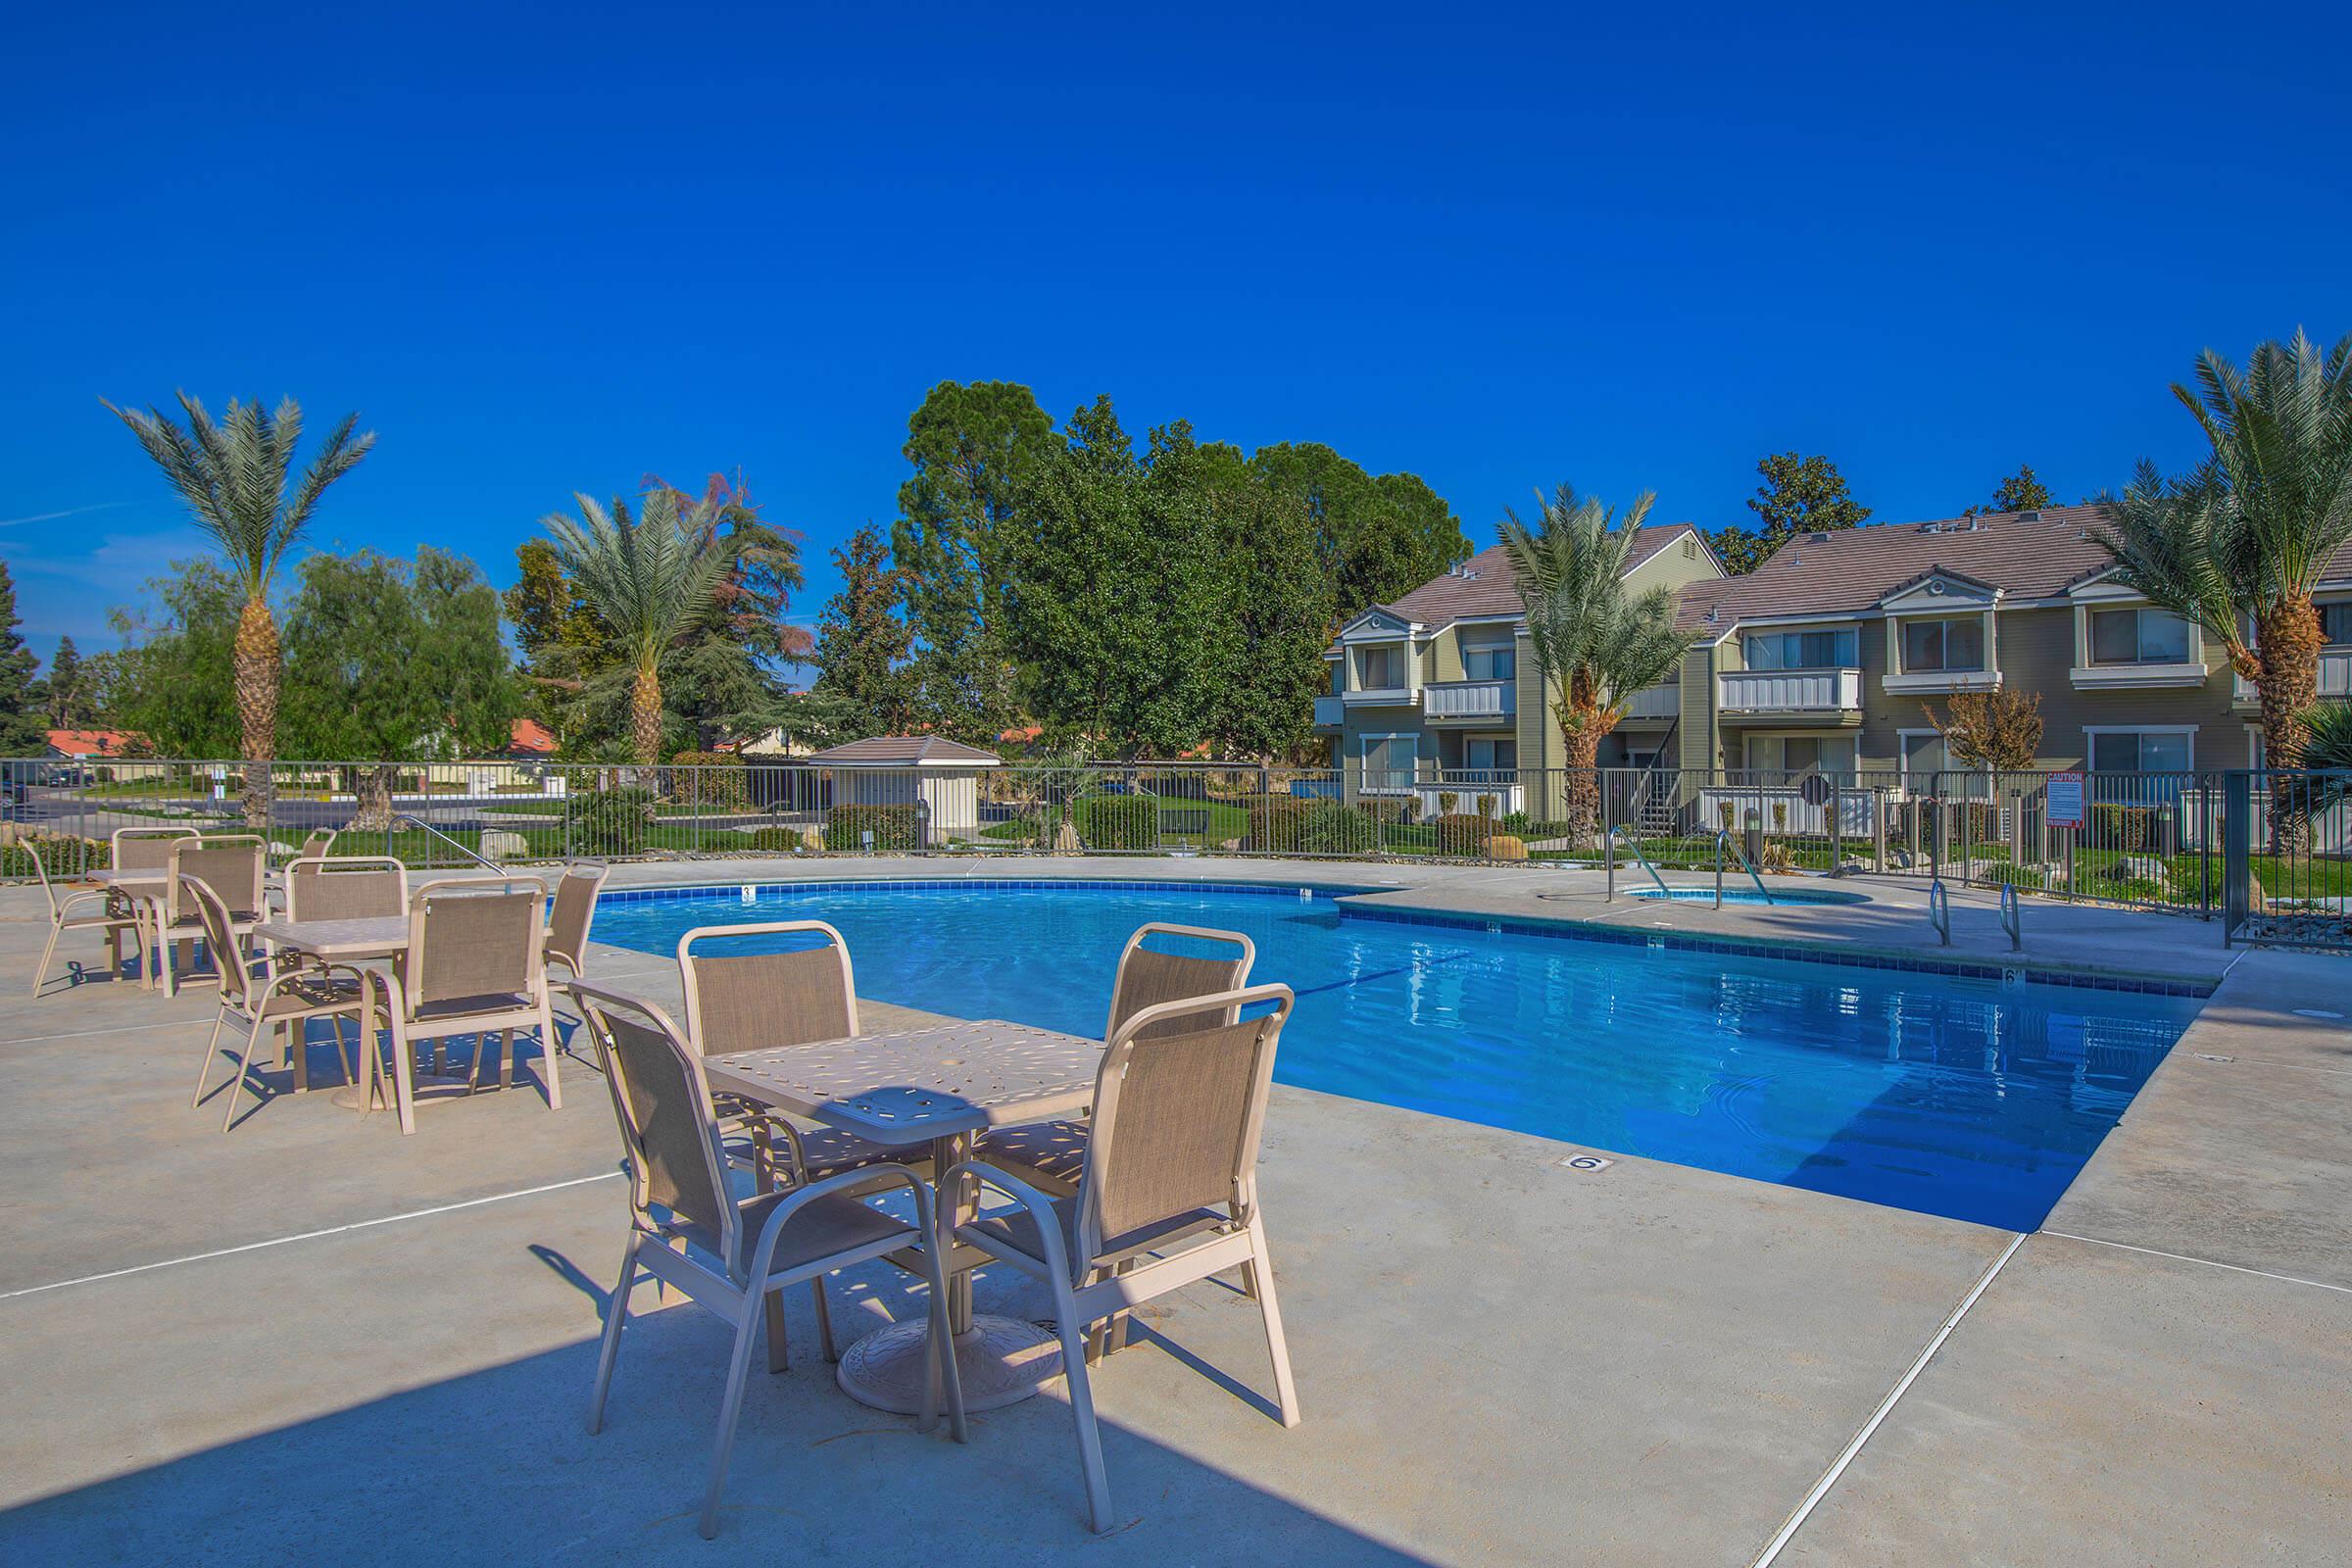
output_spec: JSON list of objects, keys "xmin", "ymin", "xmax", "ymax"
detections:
[
  {"xmin": 804, "ymin": 735, "xmax": 1003, "ymax": 766},
  {"xmin": 1365, "ymin": 523, "xmax": 1709, "ymax": 631}
]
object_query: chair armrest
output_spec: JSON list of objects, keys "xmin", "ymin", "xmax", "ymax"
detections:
[
  {"xmin": 943, "ymin": 1156, "xmax": 1079, "ymax": 1285},
  {"xmin": 743, "ymin": 1161, "xmax": 937, "ymax": 1282}
]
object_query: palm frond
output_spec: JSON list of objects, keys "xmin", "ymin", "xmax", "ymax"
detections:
[
  {"xmin": 542, "ymin": 486, "xmax": 732, "ymax": 676},
  {"xmin": 1498, "ymin": 485, "xmax": 1689, "ymax": 717}
]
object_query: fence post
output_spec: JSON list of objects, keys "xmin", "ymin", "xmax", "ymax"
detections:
[
  {"xmin": 2222, "ymin": 770, "xmax": 2251, "ymax": 945},
  {"xmin": 2198, "ymin": 776, "xmax": 2212, "ymax": 919},
  {"xmin": 1872, "ymin": 786, "xmax": 1887, "ymax": 873}
]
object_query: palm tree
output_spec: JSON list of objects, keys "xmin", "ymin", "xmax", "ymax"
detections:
[
  {"xmin": 2099, "ymin": 330, "xmax": 2352, "ymax": 781},
  {"xmin": 541, "ymin": 486, "xmax": 732, "ymax": 764},
  {"xmin": 1497, "ymin": 486, "xmax": 1691, "ymax": 845},
  {"xmin": 103, "ymin": 393, "xmax": 374, "ymax": 828}
]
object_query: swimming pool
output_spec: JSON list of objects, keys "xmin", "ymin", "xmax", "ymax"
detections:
[
  {"xmin": 598, "ymin": 880, "xmax": 2198, "ymax": 1230},
  {"xmin": 1627, "ymin": 885, "xmax": 1869, "ymax": 906}
]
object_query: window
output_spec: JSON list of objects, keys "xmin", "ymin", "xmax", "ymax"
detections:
[
  {"xmin": 1462, "ymin": 641, "xmax": 1516, "ymax": 681},
  {"xmin": 1742, "ymin": 628, "xmax": 1857, "ymax": 669},
  {"xmin": 2323, "ymin": 602, "xmax": 2352, "ymax": 646},
  {"xmin": 1900, "ymin": 730, "xmax": 1991, "ymax": 796},
  {"xmin": 2088, "ymin": 607, "xmax": 2191, "ymax": 665},
  {"xmin": 2087, "ymin": 730, "xmax": 2192, "ymax": 773},
  {"xmin": 1354, "ymin": 644, "xmax": 1404, "ymax": 690},
  {"xmin": 1361, "ymin": 734, "xmax": 1417, "ymax": 788},
  {"xmin": 1462, "ymin": 737, "xmax": 1516, "ymax": 775},
  {"xmin": 1742, "ymin": 734, "xmax": 1857, "ymax": 783},
  {"xmin": 1900, "ymin": 616, "xmax": 1984, "ymax": 672}
]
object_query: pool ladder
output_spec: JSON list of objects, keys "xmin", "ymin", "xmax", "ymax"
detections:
[
  {"xmin": 1713, "ymin": 829, "xmax": 1773, "ymax": 908},
  {"xmin": 1605, "ymin": 825, "xmax": 1671, "ymax": 899},
  {"xmin": 1927, "ymin": 878, "xmax": 2021, "ymax": 951},
  {"xmin": 1928, "ymin": 878, "xmax": 1951, "ymax": 946}
]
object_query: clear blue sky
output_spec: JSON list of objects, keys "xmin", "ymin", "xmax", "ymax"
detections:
[{"xmin": 4, "ymin": 1, "xmax": 2346, "ymax": 664}]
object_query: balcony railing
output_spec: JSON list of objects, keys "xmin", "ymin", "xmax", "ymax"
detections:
[
  {"xmin": 2235, "ymin": 650, "xmax": 2352, "ymax": 707},
  {"xmin": 1312, "ymin": 695, "xmax": 1344, "ymax": 728},
  {"xmin": 1422, "ymin": 678, "xmax": 1515, "ymax": 723},
  {"xmin": 1715, "ymin": 667, "xmax": 1861, "ymax": 716},
  {"xmin": 1620, "ymin": 683, "xmax": 1679, "ymax": 720}
]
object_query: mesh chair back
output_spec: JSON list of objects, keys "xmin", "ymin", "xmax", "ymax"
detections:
[
  {"xmin": 409, "ymin": 885, "xmax": 543, "ymax": 1008},
  {"xmin": 678, "ymin": 922, "xmax": 856, "ymax": 1055},
  {"xmin": 287, "ymin": 858, "xmax": 407, "ymax": 921},
  {"xmin": 168, "ymin": 838, "xmax": 267, "ymax": 921},
  {"xmin": 1110, "ymin": 942, "xmax": 1253, "ymax": 1041},
  {"xmin": 115, "ymin": 828, "xmax": 197, "ymax": 872},
  {"xmin": 575, "ymin": 989, "xmax": 732, "ymax": 1248},
  {"xmin": 299, "ymin": 829, "xmax": 339, "ymax": 860},
  {"xmin": 179, "ymin": 876, "xmax": 253, "ymax": 1008},
  {"xmin": 548, "ymin": 865, "xmax": 608, "ymax": 965},
  {"xmin": 1083, "ymin": 986, "xmax": 1292, "ymax": 1257}
]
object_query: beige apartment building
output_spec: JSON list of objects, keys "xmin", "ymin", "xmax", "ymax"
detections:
[{"xmin": 1320, "ymin": 504, "xmax": 2352, "ymax": 820}]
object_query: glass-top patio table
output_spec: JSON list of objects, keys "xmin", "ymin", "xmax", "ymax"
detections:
[{"xmin": 702, "ymin": 1018, "xmax": 1103, "ymax": 1413}]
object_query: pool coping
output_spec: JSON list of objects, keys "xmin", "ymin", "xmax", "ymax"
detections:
[{"xmin": 595, "ymin": 875, "xmax": 2217, "ymax": 999}]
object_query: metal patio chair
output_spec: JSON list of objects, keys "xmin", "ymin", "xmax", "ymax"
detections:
[
  {"xmin": 185, "ymin": 875, "xmax": 375, "ymax": 1130},
  {"xmin": 368, "ymin": 878, "xmax": 561, "ymax": 1122},
  {"xmin": 948, "ymin": 982, "xmax": 1301, "ymax": 1534},
  {"xmin": 543, "ymin": 861, "xmax": 611, "ymax": 985},
  {"xmin": 157, "ymin": 836, "xmax": 270, "ymax": 996},
  {"xmin": 26, "ymin": 847, "xmax": 141, "ymax": 995},
  {"xmin": 569, "ymin": 980, "xmax": 965, "ymax": 1539},
  {"xmin": 284, "ymin": 855, "xmax": 409, "ymax": 922}
]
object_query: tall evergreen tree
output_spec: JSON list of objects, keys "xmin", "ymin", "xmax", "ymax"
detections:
[
  {"xmin": 42, "ymin": 635, "xmax": 94, "ymax": 727},
  {"xmin": 1712, "ymin": 452, "xmax": 1872, "ymax": 573},
  {"xmin": 808, "ymin": 523, "xmax": 914, "ymax": 741},
  {"xmin": 1246, "ymin": 442, "xmax": 1469, "ymax": 623},
  {"xmin": 0, "ymin": 564, "xmax": 48, "ymax": 753}
]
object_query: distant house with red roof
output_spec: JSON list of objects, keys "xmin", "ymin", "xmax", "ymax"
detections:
[{"xmin": 45, "ymin": 729, "xmax": 143, "ymax": 760}]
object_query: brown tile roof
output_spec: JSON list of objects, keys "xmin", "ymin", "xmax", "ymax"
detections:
[
  {"xmin": 1379, "ymin": 524, "xmax": 1705, "ymax": 627},
  {"xmin": 804, "ymin": 735, "xmax": 1003, "ymax": 765}
]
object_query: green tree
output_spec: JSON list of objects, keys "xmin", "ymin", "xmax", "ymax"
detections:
[
  {"xmin": 1247, "ymin": 442, "xmax": 1468, "ymax": 622},
  {"xmin": 101, "ymin": 393, "xmax": 374, "ymax": 825},
  {"xmin": 505, "ymin": 537, "xmax": 610, "ymax": 743},
  {"xmin": 655, "ymin": 472, "xmax": 806, "ymax": 749},
  {"xmin": 104, "ymin": 562, "xmax": 245, "ymax": 758},
  {"xmin": 808, "ymin": 522, "xmax": 915, "ymax": 741},
  {"xmin": 1713, "ymin": 452, "xmax": 1872, "ymax": 574},
  {"xmin": 0, "ymin": 564, "xmax": 48, "ymax": 754},
  {"xmin": 1985, "ymin": 466, "xmax": 2052, "ymax": 514},
  {"xmin": 892, "ymin": 381, "xmax": 1057, "ymax": 744},
  {"xmin": 42, "ymin": 635, "xmax": 97, "ymax": 728},
  {"xmin": 540, "ymin": 486, "xmax": 732, "ymax": 764},
  {"xmin": 280, "ymin": 549, "xmax": 515, "ymax": 827},
  {"xmin": 1498, "ymin": 487, "xmax": 1693, "ymax": 844},
  {"xmin": 1191, "ymin": 449, "xmax": 1330, "ymax": 760},
  {"xmin": 2100, "ymin": 330, "xmax": 2352, "ymax": 808}
]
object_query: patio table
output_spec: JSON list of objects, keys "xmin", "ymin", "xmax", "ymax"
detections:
[
  {"xmin": 88, "ymin": 871, "xmax": 172, "ymax": 989},
  {"xmin": 703, "ymin": 1018, "xmax": 1103, "ymax": 1413},
  {"xmin": 251, "ymin": 915, "xmax": 439, "ymax": 1134}
]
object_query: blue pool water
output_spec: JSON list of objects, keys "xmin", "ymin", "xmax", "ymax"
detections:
[{"xmin": 598, "ymin": 881, "xmax": 2197, "ymax": 1230}]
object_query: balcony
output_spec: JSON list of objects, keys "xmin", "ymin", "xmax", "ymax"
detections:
[
  {"xmin": 2071, "ymin": 660, "xmax": 2209, "ymax": 691},
  {"xmin": 1620, "ymin": 683, "xmax": 1679, "ymax": 721},
  {"xmin": 1882, "ymin": 667, "xmax": 2001, "ymax": 696},
  {"xmin": 1422, "ymin": 678, "xmax": 1515, "ymax": 725},
  {"xmin": 1341, "ymin": 684, "xmax": 1414, "ymax": 708},
  {"xmin": 2235, "ymin": 650, "xmax": 2352, "ymax": 708},
  {"xmin": 1312, "ymin": 695, "xmax": 1344, "ymax": 729},
  {"xmin": 1715, "ymin": 667, "xmax": 1861, "ymax": 722}
]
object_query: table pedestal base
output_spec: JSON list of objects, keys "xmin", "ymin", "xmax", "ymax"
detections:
[{"xmin": 836, "ymin": 1313, "xmax": 1061, "ymax": 1413}]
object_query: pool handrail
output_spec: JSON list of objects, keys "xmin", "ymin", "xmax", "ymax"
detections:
[
  {"xmin": 1606, "ymin": 825, "xmax": 1671, "ymax": 899},
  {"xmin": 1928, "ymin": 877, "xmax": 1951, "ymax": 946},
  {"xmin": 1999, "ymin": 881, "xmax": 2021, "ymax": 952},
  {"xmin": 1713, "ymin": 829, "xmax": 1773, "ymax": 907}
]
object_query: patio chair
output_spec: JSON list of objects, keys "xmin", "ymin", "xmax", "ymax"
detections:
[
  {"xmin": 26, "ymin": 847, "xmax": 141, "ymax": 995},
  {"xmin": 679, "ymin": 919, "xmax": 923, "ymax": 1364},
  {"xmin": 981, "ymin": 922, "xmax": 1256, "ymax": 1195},
  {"xmin": 157, "ymin": 836, "xmax": 270, "ymax": 996},
  {"xmin": 948, "ymin": 982, "xmax": 1299, "ymax": 1534},
  {"xmin": 544, "ymin": 861, "xmax": 610, "ymax": 983},
  {"xmin": 284, "ymin": 855, "xmax": 408, "ymax": 921},
  {"xmin": 567, "ymin": 980, "xmax": 966, "ymax": 1540},
  {"xmin": 109, "ymin": 824, "xmax": 199, "ymax": 871},
  {"xmin": 184, "ymin": 876, "xmax": 375, "ymax": 1131},
  {"xmin": 369, "ymin": 878, "xmax": 563, "ymax": 1123}
]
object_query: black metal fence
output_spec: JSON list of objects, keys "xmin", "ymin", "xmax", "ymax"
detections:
[{"xmin": 3, "ymin": 756, "xmax": 2345, "ymax": 942}]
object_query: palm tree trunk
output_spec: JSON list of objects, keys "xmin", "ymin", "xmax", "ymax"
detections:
[
  {"xmin": 1553, "ymin": 693, "xmax": 1617, "ymax": 847},
  {"xmin": 2255, "ymin": 595, "xmax": 2322, "ymax": 855},
  {"xmin": 349, "ymin": 765, "xmax": 399, "ymax": 832},
  {"xmin": 630, "ymin": 664, "xmax": 663, "ymax": 766},
  {"xmin": 233, "ymin": 594, "xmax": 279, "ymax": 832}
]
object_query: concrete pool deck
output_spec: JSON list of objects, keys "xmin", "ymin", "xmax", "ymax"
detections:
[{"xmin": 0, "ymin": 858, "xmax": 2344, "ymax": 1564}]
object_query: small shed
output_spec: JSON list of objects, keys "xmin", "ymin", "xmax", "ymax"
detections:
[{"xmin": 804, "ymin": 736, "xmax": 1004, "ymax": 845}]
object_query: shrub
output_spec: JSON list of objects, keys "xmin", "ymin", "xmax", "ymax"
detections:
[
  {"xmin": 1437, "ymin": 790, "xmax": 1457, "ymax": 816},
  {"xmin": 565, "ymin": 787, "xmax": 656, "ymax": 855},
  {"xmin": 1074, "ymin": 793, "xmax": 1157, "ymax": 851},
  {"xmin": 1298, "ymin": 802, "xmax": 1379, "ymax": 854},
  {"xmin": 745, "ymin": 826, "xmax": 803, "ymax": 853},
  {"xmin": 1, "ymin": 835, "xmax": 109, "ymax": 877},
  {"xmin": 669, "ymin": 751, "xmax": 748, "ymax": 810},
  {"xmin": 1360, "ymin": 797, "xmax": 1411, "ymax": 824},
  {"xmin": 1430, "ymin": 813, "xmax": 1495, "ymax": 856},
  {"xmin": 825, "ymin": 803, "xmax": 927, "ymax": 852},
  {"xmin": 1244, "ymin": 795, "xmax": 1310, "ymax": 852}
]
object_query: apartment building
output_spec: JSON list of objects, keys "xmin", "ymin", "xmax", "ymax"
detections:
[{"xmin": 1320, "ymin": 504, "xmax": 2352, "ymax": 817}]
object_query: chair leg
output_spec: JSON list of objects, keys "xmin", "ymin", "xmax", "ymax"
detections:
[
  {"xmin": 1244, "ymin": 1215, "xmax": 1301, "ymax": 1428},
  {"xmin": 917, "ymin": 1237, "xmax": 967, "ymax": 1443},
  {"xmin": 535, "ymin": 998, "xmax": 562, "ymax": 1109},
  {"xmin": 222, "ymin": 1018, "xmax": 263, "ymax": 1132},
  {"xmin": 192, "ymin": 1007, "xmax": 230, "ymax": 1106},
  {"xmin": 329, "ymin": 1013, "xmax": 356, "ymax": 1087},
  {"xmin": 30, "ymin": 917, "xmax": 62, "ymax": 997},
  {"xmin": 1050, "ymin": 1293, "xmax": 1114, "ymax": 1533},
  {"xmin": 587, "ymin": 1235, "xmax": 640, "ymax": 1436},
  {"xmin": 499, "ymin": 1027, "xmax": 514, "ymax": 1088},
  {"xmin": 810, "ymin": 1278, "xmax": 839, "ymax": 1363},
  {"xmin": 699, "ymin": 1295, "xmax": 767, "ymax": 1540}
]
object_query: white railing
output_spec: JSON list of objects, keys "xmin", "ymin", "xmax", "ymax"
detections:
[
  {"xmin": 1415, "ymin": 774, "xmax": 1524, "ymax": 818},
  {"xmin": 2235, "ymin": 650, "xmax": 2352, "ymax": 706},
  {"xmin": 1312, "ymin": 695, "xmax": 1344, "ymax": 727},
  {"xmin": 1621, "ymin": 683, "xmax": 1679, "ymax": 719},
  {"xmin": 1422, "ymin": 679, "xmax": 1514, "ymax": 722},
  {"xmin": 1716, "ymin": 667, "xmax": 1861, "ymax": 714}
]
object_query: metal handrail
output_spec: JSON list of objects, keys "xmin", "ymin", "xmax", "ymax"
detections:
[
  {"xmin": 1607, "ymin": 824, "xmax": 1672, "ymax": 897},
  {"xmin": 1999, "ymin": 881, "xmax": 2022, "ymax": 952},
  {"xmin": 389, "ymin": 812, "xmax": 509, "ymax": 874},
  {"xmin": 1928, "ymin": 877, "xmax": 1951, "ymax": 946},
  {"xmin": 1713, "ymin": 828, "xmax": 1773, "ymax": 907}
]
